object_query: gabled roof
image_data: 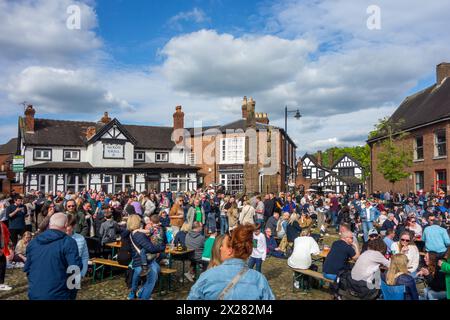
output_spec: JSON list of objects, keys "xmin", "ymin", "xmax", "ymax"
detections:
[
  {"xmin": 0, "ymin": 138, "xmax": 18, "ymax": 155},
  {"xmin": 368, "ymin": 77, "xmax": 450, "ymax": 143},
  {"xmin": 20, "ymin": 118, "xmax": 176, "ymax": 150},
  {"xmin": 88, "ymin": 118, "xmax": 137, "ymax": 145},
  {"xmin": 301, "ymin": 153, "xmax": 330, "ymax": 171},
  {"xmin": 330, "ymin": 153, "xmax": 363, "ymax": 169}
]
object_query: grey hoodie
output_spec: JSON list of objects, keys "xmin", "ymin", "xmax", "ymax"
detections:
[{"xmin": 185, "ymin": 231, "xmax": 205, "ymax": 261}]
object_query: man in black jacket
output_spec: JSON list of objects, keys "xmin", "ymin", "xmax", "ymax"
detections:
[{"xmin": 263, "ymin": 193, "xmax": 276, "ymax": 224}]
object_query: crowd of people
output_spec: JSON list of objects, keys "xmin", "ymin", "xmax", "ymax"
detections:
[{"xmin": 0, "ymin": 187, "xmax": 449, "ymax": 300}]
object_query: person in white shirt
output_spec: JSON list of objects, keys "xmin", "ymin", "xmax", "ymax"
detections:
[
  {"xmin": 248, "ymin": 226, "xmax": 267, "ymax": 273},
  {"xmin": 351, "ymin": 238, "xmax": 390, "ymax": 284},
  {"xmin": 390, "ymin": 231, "xmax": 420, "ymax": 274},
  {"xmin": 288, "ymin": 229, "xmax": 320, "ymax": 270}
]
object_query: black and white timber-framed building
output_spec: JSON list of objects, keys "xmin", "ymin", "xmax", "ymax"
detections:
[{"xmin": 16, "ymin": 105, "xmax": 199, "ymax": 194}]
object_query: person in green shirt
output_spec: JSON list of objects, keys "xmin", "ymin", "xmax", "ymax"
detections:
[
  {"xmin": 202, "ymin": 232, "xmax": 217, "ymax": 262},
  {"xmin": 438, "ymin": 250, "xmax": 450, "ymax": 300}
]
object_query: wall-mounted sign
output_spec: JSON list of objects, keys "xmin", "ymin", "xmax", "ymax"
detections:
[
  {"xmin": 12, "ymin": 155, "xmax": 24, "ymax": 172},
  {"xmin": 103, "ymin": 143, "xmax": 124, "ymax": 159}
]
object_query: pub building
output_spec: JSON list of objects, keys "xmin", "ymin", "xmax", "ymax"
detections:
[{"xmin": 17, "ymin": 105, "xmax": 199, "ymax": 193}]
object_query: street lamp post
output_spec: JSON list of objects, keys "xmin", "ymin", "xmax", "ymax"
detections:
[{"xmin": 284, "ymin": 106, "xmax": 301, "ymax": 192}]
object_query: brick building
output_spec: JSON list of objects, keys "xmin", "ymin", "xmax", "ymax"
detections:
[
  {"xmin": 368, "ymin": 62, "xmax": 450, "ymax": 194},
  {"xmin": 187, "ymin": 97, "xmax": 297, "ymax": 194},
  {"xmin": 0, "ymin": 138, "xmax": 22, "ymax": 194}
]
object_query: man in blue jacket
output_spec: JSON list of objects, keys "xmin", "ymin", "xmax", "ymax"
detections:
[
  {"xmin": 360, "ymin": 200, "xmax": 380, "ymax": 242},
  {"xmin": 24, "ymin": 213, "xmax": 82, "ymax": 300}
]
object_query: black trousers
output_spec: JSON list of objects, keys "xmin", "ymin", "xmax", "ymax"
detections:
[
  {"xmin": 0, "ymin": 254, "xmax": 6, "ymax": 284},
  {"xmin": 9, "ymin": 229, "xmax": 24, "ymax": 248}
]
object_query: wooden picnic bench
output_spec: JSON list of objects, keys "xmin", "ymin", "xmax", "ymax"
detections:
[
  {"xmin": 90, "ymin": 258, "xmax": 177, "ymax": 295},
  {"xmin": 291, "ymin": 267, "xmax": 334, "ymax": 292}
]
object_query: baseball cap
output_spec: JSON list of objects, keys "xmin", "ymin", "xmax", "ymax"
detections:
[{"xmin": 368, "ymin": 228, "xmax": 379, "ymax": 236}]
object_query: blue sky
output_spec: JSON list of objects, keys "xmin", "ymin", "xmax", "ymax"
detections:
[
  {"xmin": 0, "ymin": 0, "xmax": 448, "ymax": 154},
  {"xmin": 95, "ymin": 0, "xmax": 261, "ymax": 66}
]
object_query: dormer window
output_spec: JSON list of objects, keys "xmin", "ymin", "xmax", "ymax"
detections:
[
  {"xmin": 33, "ymin": 148, "xmax": 52, "ymax": 161},
  {"xmin": 155, "ymin": 152, "xmax": 169, "ymax": 162},
  {"xmin": 63, "ymin": 149, "xmax": 80, "ymax": 161},
  {"xmin": 134, "ymin": 151, "xmax": 145, "ymax": 162}
]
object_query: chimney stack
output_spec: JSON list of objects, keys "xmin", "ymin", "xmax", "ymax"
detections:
[
  {"xmin": 316, "ymin": 150, "xmax": 322, "ymax": 166},
  {"xmin": 437, "ymin": 62, "xmax": 450, "ymax": 85},
  {"xmin": 328, "ymin": 150, "xmax": 334, "ymax": 167},
  {"xmin": 241, "ymin": 96, "xmax": 248, "ymax": 119},
  {"xmin": 86, "ymin": 126, "xmax": 96, "ymax": 140},
  {"xmin": 101, "ymin": 111, "xmax": 111, "ymax": 124},
  {"xmin": 173, "ymin": 105, "xmax": 184, "ymax": 144},
  {"xmin": 24, "ymin": 104, "xmax": 36, "ymax": 133},
  {"xmin": 246, "ymin": 97, "xmax": 256, "ymax": 128}
]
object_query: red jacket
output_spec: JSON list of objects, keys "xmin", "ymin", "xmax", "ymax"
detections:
[{"xmin": 0, "ymin": 222, "xmax": 10, "ymax": 256}]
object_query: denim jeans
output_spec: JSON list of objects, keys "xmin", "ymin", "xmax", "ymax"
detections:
[
  {"xmin": 248, "ymin": 257, "xmax": 263, "ymax": 273},
  {"xmin": 362, "ymin": 221, "xmax": 374, "ymax": 242},
  {"xmin": 423, "ymin": 287, "xmax": 447, "ymax": 300},
  {"xmin": 207, "ymin": 212, "xmax": 216, "ymax": 233},
  {"xmin": 131, "ymin": 260, "xmax": 160, "ymax": 300},
  {"xmin": 220, "ymin": 216, "xmax": 228, "ymax": 235},
  {"xmin": 330, "ymin": 211, "xmax": 338, "ymax": 227}
]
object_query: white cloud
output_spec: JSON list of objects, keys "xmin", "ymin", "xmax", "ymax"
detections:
[
  {"xmin": 160, "ymin": 29, "xmax": 316, "ymax": 96},
  {"xmin": 0, "ymin": 0, "xmax": 101, "ymax": 66},
  {"xmin": 168, "ymin": 8, "xmax": 210, "ymax": 30},
  {"xmin": 7, "ymin": 66, "xmax": 134, "ymax": 114}
]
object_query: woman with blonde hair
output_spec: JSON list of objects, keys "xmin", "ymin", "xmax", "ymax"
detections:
[
  {"xmin": 384, "ymin": 254, "xmax": 419, "ymax": 300},
  {"xmin": 207, "ymin": 234, "xmax": 226, "ymax": 269},
  {"xmin": 226, "ymin": 196, "xmax": 239, "ymax": 232}
]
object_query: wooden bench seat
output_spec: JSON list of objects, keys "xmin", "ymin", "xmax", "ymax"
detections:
[
  {"xmin": 90, "ymin": 258, "xmax": 129, "ymax": 283},
  {"xmin": 291, "ymin": 267, "xmax": 334, "ymax": 293},
  {"xmin": 91, "ymin": 258, "xmax": 129, "ymax": 269},
  {"xmin": 292, "ymin": 268, "xmax": 334, "ymax": 283}
]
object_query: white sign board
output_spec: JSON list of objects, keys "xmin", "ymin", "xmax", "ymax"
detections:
[{"xmin": 103, "ymin": 143, "xmax": 124, "ymax": 159}]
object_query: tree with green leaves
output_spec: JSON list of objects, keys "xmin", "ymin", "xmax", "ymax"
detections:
[{"xmin": 371, "ymin": 117, "xmax": 413, "ymax": 190}]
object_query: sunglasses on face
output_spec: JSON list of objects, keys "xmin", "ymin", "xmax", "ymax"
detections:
[
  {"xmin": 67, "ymin": 205, "xmax": 75, "ymax": 208},
  {"xmin": 400, "ymin": 238, "xmax": 410, "ymax": 242}
]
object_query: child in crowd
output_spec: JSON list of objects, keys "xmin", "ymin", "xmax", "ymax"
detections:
[{"xmin": 139, "ymin": 215, "xmax": 165, "ymax": 276}]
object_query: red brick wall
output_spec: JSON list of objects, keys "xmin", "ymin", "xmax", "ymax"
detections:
[{"xmin": 370, "ymin": 121, "xmax": 450, "ymax": 193}]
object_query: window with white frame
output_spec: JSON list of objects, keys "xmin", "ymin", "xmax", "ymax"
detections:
[
  {"xmin": 134, "ymin": 151, "xmax": 145, "ymax": 162},
  {"xmin": 155, "ymin": 152, "xmax": 168, "ymax": 162},
  {"xmin": 414, "ymin": 136, "xmax": 424, "ymax": 160},
  {"xmin": 63, "ymin": 149, "xmax": 80, "ymax": 161},
  {"xmin": 220, "ymin": 137, "xmax": 245, "ymax": 164},
  {"xmin": 34, "ymin": 149, "xmax": 51, "ymax": 160},
  {"xmin": 435, "ymin": 130, "xmax": 447, "ymax": 157},
  {"xmin": 415, "ymin": 171, "xmax": 424, "ymax": 191},
  {"xmin": 168, "ymin": 173, "xmax": 189, "ymax": 191},
  {"xmin": 220, "ymin": 173, "xmax": 244, "ymax": 194}
]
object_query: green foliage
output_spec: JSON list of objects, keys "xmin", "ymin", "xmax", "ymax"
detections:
[
  {"xmin": 372, "ymin": 117, "xmax": 413, "ymax": 187},
  {"xmin": 315, "ymin": 145, "xmax": 371, "ymax": 181}
]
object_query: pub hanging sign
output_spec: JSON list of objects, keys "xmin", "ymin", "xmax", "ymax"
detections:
[{"xmin": 103, "ymin": 143, "xmax": 124, "ymax": 159}]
